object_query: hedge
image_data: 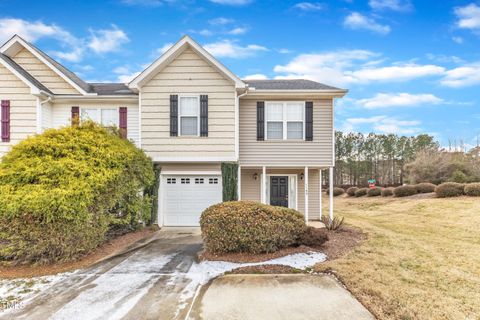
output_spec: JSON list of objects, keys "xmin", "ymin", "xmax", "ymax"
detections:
[
  {"xmin": 435, "ymin": 182, "xmax": 465, "ymax": 198},
  {"xmin": 200, "ymin": 201, "xmax": 306, "ymax": 254},
  {"xmin": 367, "ymin": 187, "xmax": 382, "ymax": 197},
  {"xmin": 381, "ymin": 187, "xmax": 395, "ymax": 197},
  {"xmin": 346, "ymin": 187, "xmax": 358, "ymax": 197},
  {"xmin": 465, "ymin": 183, "xmax": 480, "ymax": 196},
  {"xmin": 327, "ymin": 187, "xmax": 345, "ymax": 197},
  {"xmin": 354, "ymin": 188, "xmax": 369, "ymax": 197},
  {"xmin": 415, "ymin": 182, "xmax": 436, "ymax": 194},
  {"xmin": 0, "ymin": 122, "xmax": 154, "ymax": 264},
  {"xmin": 394, "ymin": 185, "xmax": 417, "ymax": 197}
]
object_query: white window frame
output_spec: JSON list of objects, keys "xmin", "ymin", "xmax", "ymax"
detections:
[
  {"xmin": 81, "ymin": 107, "xmax": 119, "ymax": 127},
  {"xmin": 265, "ymin": 101, "xmax": 305, "ymax": 140},
  {"xmin": 179, "ymin": 95, "xmax": 200, "ymax": 137}
]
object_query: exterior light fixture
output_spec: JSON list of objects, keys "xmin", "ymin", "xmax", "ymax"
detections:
[
  {"xmin": 300, "ymin": 172, "xmax": 304, "ymax": 180},
  {"xmin": 253, "ymin": 173, "xmax": 258, "ymax": 180}
]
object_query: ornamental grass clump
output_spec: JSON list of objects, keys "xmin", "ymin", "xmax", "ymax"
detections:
[
  {"xmin": 200, "ymin": 201, "xmax": 307, "ymax": 254},
  {"xmin": 0, "ymin": 122, "xmax": 154, "ymax": 264}
]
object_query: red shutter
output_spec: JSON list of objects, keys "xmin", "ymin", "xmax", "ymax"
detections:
[
  {"xmin": 1, "ymin": 100, "xmax": 10, "ymax": 142},
  {"xmin": 71, "ymin": 106, "xmax": 80, "ymax": 126},
  {"xmin": 119, "ymin": 107, "xmax": 127, "ymax": 139}
]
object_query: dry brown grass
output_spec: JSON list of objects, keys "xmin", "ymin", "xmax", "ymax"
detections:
[{"xmin": 315, "ymin": 196, "xmax": 480, "ymax": 320}]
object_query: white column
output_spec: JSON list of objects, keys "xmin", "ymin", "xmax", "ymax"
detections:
[
  {"xmin": 329, "ymin": 167, "xmax": 334, "ymax": 221},
  {"xmin": 304, "ymin": 166, "xmax": 309, "ymax": 223},
  {"xmin": 319, "ymin": 169, "xmax": 322, "ymax": 219},
  {"xmin": 262, "ymin": 166, "xmax": 267, "ymax": 204},
  {"xmin": 237, "ymin": 165, "xmax": 241, "ymax": 200}
]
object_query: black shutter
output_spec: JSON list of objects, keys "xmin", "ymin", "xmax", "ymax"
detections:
[
  {"xmin": 257, "ymin": 101, "xmax": 265, "ymax": 141},
  {"xmin": 200, "ymin": 95, "xmax": 208, "ymax": 137},
  {"xmin": 305, "ymin": 101, "xmax": 313, "ymax": 141},
  {"xmin": 170, "ymin": 95, "xmax": 178, "ymax": 137}
]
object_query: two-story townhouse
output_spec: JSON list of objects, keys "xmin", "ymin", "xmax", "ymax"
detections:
[{"xmin": 0, "ymin": 35, "xmax": 347, "ymax": 227}]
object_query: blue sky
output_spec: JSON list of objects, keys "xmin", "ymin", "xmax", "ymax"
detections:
[{"xmin": 0, "ymin": 0, "xmax": 479, "ymax": 148}]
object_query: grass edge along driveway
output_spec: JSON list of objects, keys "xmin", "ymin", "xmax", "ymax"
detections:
[{"xmin": 315, "ymin": 196, "xmax": 480, "ymax": 320}]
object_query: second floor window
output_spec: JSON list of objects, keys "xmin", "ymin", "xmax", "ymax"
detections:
[
  {"xmin": 265, "ymin": 102, "xmax": 304, "ymax": 140},
  {"xmin": 180, "ymin": 96, "xmax": 199, "ymax": 136},
  {"xmin": 82, "ymin": 108, "xmax": 118, "ymax": 127}
]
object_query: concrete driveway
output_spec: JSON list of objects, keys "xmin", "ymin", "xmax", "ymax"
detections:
[{"xmin": 1, "ymin": 229, "xmax": 203, "ymax": 320}]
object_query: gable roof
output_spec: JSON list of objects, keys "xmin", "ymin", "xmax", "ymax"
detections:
[
  {"xmin": 89, "ymin": 83, "xmax": 136, "ymax": 95},
  {"xmin": 244, "ymin": 79, "xmax": 343, "ymax": 91},
  {"xmin": 0, "ymin": 52, "xmax": 53, "ymax": 95},
  {"xmin": 0, "ymin": 35, "xmax": 91, "ymax": 95},
  {"xmin": 129, "ymin": 35, "xmax": 246, "ymax": 90}
]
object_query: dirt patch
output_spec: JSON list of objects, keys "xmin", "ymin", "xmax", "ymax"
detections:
[
  {"xmin": 0, "ymin": 227, "xmax": 158, "ymax": 279},
  {"xmin": 228, "ymin": 264, "xmax": 303, "ymax": 274},
  {"xmin": 199, "ymin": 226, "xmax": 365, "ymax": 264}
]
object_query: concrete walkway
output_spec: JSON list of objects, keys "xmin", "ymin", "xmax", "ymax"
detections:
[{"xmin": 189, "ymin": 274, "xmax": 374, "ymax": 320}]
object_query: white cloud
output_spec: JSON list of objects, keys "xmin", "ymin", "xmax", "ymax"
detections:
[
  {"xmin": 88, "ymin": 25, "xmax": 129, "ymax": 54},
  {"xmin": 278, "ymin": 48, "xmax": 293, "ymax": 54},
  {"xmin": 228, "ymin": 27, "xmax": 248, "ymax": 35},
  {"xmin": 155, "ymin": 42, "xmax": 174, "ymax": 55},
  {"xmin": 368, "ymin": 0, "xmax": 412, "ymax": 12},
  {"xmin": 452, "ymin": 36, "xmax": 464, "ymax": 44},
  {"xmin": 193, "ymin": 29, "xmax": 214, "ymax": 36},
  {"xmin": 209, "ymin": 0, "xmax": 252, "ymax": 5},
  {"xmin": 208, "ymin": 17, "xmax": 234, "ymax": 25},
  {"xmin": 120, "ymin": 0, "xmax": 172, "ymax": 6},
  {"xmin": 356, "ymin": 93, "xmax": 444, "ymax": 109},
  {"xmin": 204, "ymin": 40, "xmax": 267, "ymax": 58},
  {"xmin": 350, "ymin": 63, "xmax": 446, "ymax": 82},
  {"xmin": 0, "ymin": 18, "xmax": 77, "ymax": 44},
  {"xmin": 344, "ymin": 12, "xmax": 391, "ymax": 35},
  {"xmin": 454, "ymin": 3, "xmax": 480, "ymax": 30},
  {"xmin": 243, "ymin": 73, "xmax": 268, "ymax": 80},
  {"xmin": 50, "ymin": 47, "xmax": 84, "ymax": 63},
  {"xmin": 440, "ymin": 63, "xmax": 480, "ymax": 87},
  {"xmin": 117, "ymin": 71, "xmax": 141, "ymax": 83},
  {"xmin": 293, "ymin": 2, "xmax": 324, "ymax": 11},
  {"xmin": 342, "ymin": 115, "xmax": 421, "ymax": 134}
]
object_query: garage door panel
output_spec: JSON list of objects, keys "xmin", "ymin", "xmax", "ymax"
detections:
[{"xmin": 162, "ymin": 175, "xmax": 222, "ymax": 226}]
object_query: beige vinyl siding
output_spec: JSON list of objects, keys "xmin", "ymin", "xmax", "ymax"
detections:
[
  {"xmin": 0, "ymin": 64, "xmax": 37, "ymax": 157},
  {"xmin": 239, "ymin": 98, "xmax": 334, "ymax": 167},
  {"xmin": 161, "ymin": 163, "xmax": 221, "ymax": 173},
  {"xmin": 240, "ymin": 168, "xmax": 321, "ymax": 220},
  {"xmin": 12, "ymin": 48, "xmax": 80, "ymax": 95},
  {"xmin": 51, "ymin": 101, "xmax": 140, "ymax": 146},
  {"xmin": 42, "ymin": 101, "xmax": 52, "ymax": 131},
  {"xmin": 140, "ymin": 47, "xmax": 236, "ymax": 160}
]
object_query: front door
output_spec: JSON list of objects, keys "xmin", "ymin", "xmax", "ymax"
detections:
[{"xmin": 270, "ymin": 176, "xmax": 288, "ymax": 207}]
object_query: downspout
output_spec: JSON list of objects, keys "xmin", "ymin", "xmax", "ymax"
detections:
[
  {"xmin": 38, "ymin": 96, "xmax": 52, "ymax": 134},
  {"xmin": 235, "ymin": 86, "xmax": 249, "ymax": 161}
]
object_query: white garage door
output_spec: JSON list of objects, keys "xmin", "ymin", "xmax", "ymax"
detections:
[{"xmin": 162, "ymin": 175, "xmax": 222, "ymax": 226}]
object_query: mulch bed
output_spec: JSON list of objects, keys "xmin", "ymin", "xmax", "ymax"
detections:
[
  {"xmin": 321, "ymin": 226, "xmax": 366, "ymax": 260},
  {"xmin": 0, "ymin": 226, "xmax": 158, "ymax": 279}
]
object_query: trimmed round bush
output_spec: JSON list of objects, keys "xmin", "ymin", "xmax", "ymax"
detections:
[
  {"xmin": 394, "ymin": 185, "xmax": 417, "ymax": 197},
  {"xmin": 381, "ymin": 187, "xmax": 394, "ymax": 197},
  {"xmin": 415, "ymin": 182, "xmax": 436, "ymax": 194},
  {"xmin": 200, "ymin": 201, "xmax": 307, "ymax": 254},
  {"xmin": 367, "ymin": 187, "xmax": 382, "ymax": 197},
  {"xmin": 299, "ymin": 226, "xmax": 328, "ymax": 247},
  {"xmin": 354, "ymin": 188, "xmax": 368, "ymax": 197},
  {"xmin": 346, "ymin": 187, "xmax": 358, "ymax": 197},
  {"xmin": 0, "ymin": 122, "xmax": 154, "ymax": 264},
  {"xmin": 327, "ymin": 187, "xmax": 345, "ymax": 197},
  {"xmin": 435, "ymin": 182, "xmax": 465, "ymax": 198},
  {"xmin": 465, "ymin": 183, "xmax": 480, "ymax": 196}
]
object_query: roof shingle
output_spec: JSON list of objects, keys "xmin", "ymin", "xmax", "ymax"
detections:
[{"xmin": 243, "ymin": 79, "xmax": 343, "ymax": 91}]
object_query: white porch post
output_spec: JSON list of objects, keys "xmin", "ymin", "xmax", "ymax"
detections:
[
  {"xmin": 304, "ymin": 166, "xmax": 309, "ymax": 223},
  {"xmin": 319, "ymin": 169, "xmax": 322, "ymax": 219},
  {"xmin": 262, "ymin": 166, "xmax": 267, "ymax": 204},
  {"xmin": 329, "ymin": 167, "xmax": 334, "ymax": 221},
  {"xmin": 237, "ymin": 165, "xmax": 241, "ymax": 200}
]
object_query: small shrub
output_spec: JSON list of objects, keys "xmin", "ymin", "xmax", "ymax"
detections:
[
  {"xmin": 435, "ymin": 182, "xmax": 465, "ymax": 198},
  {"xmin": 381, "ymin": 187, "xmax": 394, "ymax": 197},
  {"xmin": 415, "ymin": 182, "xmax": 436, "ymax": 193},
  {"xmin": 321, "ymin": 215, "xmax": 345, "ymax": 231},
  {"xmin": 299, "ymin": 226, "xmax": 328, "ymax": 247},
  {"xmin": 451, "ymin": 169, "xmax": 468, "ymax": 183},
  {"xmin": 354, "ymin": 188, "xmax": 368, "ymax": 197},
  {"xmin": 200, "ymin": 201, "xmax": 306, "ymax": 254},
  {"xmin": 346, "ymin": 187, "xmax": 358, "ymax": 197},
  {"xmin": 367, "ymin": 187, "xmax": 382, "ymax": 197},
  {"xmin": 465, "ymin": 183, "xmax": 480, "ymax": 196},
  {"xmin": 394, "ymin": 185, "xmax": 417, "ymax": 197},
  {"xmin": 326, "ymin": 187, "xmax": 345, "ymax": 196}
]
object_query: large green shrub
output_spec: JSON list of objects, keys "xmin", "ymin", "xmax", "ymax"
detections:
[
  {"xmin": 465, "ymin": 183, "xmax": 480, "ymax": 196},
  {"xmin": 367, "ymin": 187, "xmax": 382, "ymax": 197},
  {"xmin": 200, "ymin": 201, "xmax": 306, "ymax": 254},
  {"xmin": 354, "ymin": 188, "xmax": 368, "ymax": 197},
  {"xmin": 346, "ymin": 187, "xmax": 358, "ymax": 197},
  {"xmin": 0, "ymin": 122, "xmax": 154, "ymax": 264},
  {"xmin": 435, "ymin": 182, "xmax": 465, "ymax": 198},
  {"xmin": 221, "ymin": 162, "xmax": 238, "ymax": 201},
  {"xmin": 394, "ymin": 185, "xmax": 417, "ymax": 197},
  {"xmin": 415, "ymin": 182, "xmax": 436, "ymax": 193}
]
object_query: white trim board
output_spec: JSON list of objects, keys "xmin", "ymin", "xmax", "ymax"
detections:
[{"xmin": 265, "ymin": 173, "xmax": 298, "ymax": 211}]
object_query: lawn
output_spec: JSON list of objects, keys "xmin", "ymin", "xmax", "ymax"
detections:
[{"xmin": 315, "ymin": 195, "xmax": 480, "ymax": 320}]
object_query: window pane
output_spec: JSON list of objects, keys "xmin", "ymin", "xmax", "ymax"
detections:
[
  {"xmin": 180, "ymin": 97, "xmax": 199, "ymax": 116},
  {"xmin": 101, "ymin": 109, "xmax": 118, "ymax": 127},
  {"xmin": 287, "ymin": 122, "xmax": 303, "ymax": 139},
  {"xmin": 181, "ymin": 116, "xmax": 198, "ymax": 135},
  {"xmin": 266, "ymin": 103, "xmax": 283, "ymax": 121},
  {"xmin": 267, "ymin": 122, "xmax": 283, "ymax": 139},
  {"xmin": 81, "ymin": 109, "xmax": 100, "ymax": 123},
  {"xmin": 286, "ymin": 103, "xmax": 303, "ymax": 121}
]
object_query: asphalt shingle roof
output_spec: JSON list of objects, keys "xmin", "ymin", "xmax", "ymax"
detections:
[
  {"xmin": 0, "ymin": 53, "xmax": 53, "ymax": 94},
  {"xmin": 88, "ymin": 83, "xmax": 136, "ymax": 95},
  {"xmin": 243, "ymin": 79, "xmax": 342, "ymax": 91}
]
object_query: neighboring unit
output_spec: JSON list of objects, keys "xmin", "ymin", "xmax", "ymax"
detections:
[{"xmin": 0, "ymin": 35, "xmax": 347, "ymax": 226}]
